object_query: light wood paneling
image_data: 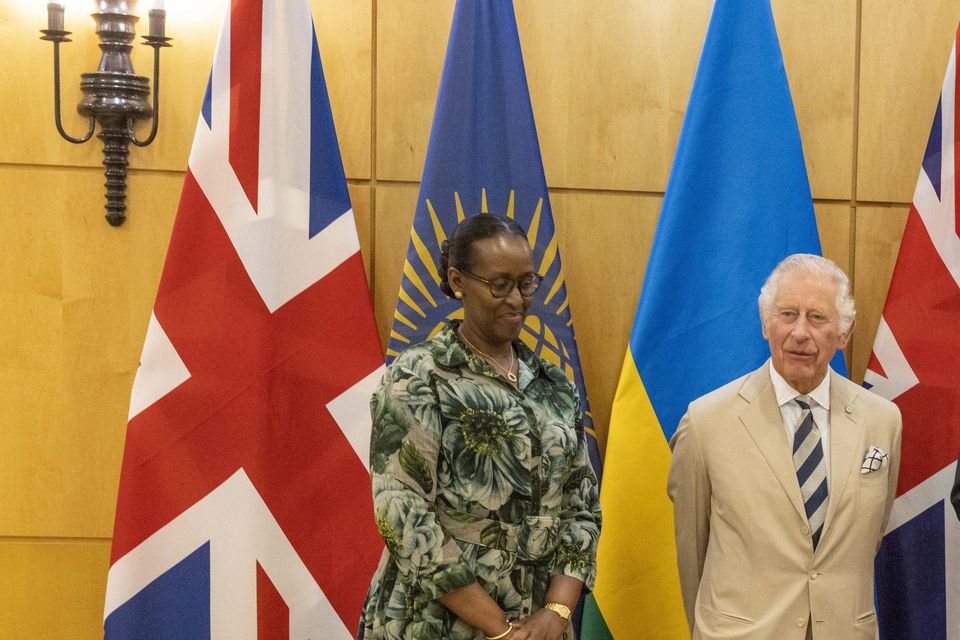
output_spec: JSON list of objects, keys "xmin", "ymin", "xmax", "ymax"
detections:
[
  {"xmin": 773, "ymin": 0, "xmax": 857, "ymax": 200},
  {"xmin": 857, "ymin": 0, "xmax": 960, "ymax": 203},
  {"xmin": 375, "ymin": 0, "xmax": 856, "ymax": 195},
  {"xmin": 350, "ymin": 184, "xmax": 374, "ymax": 287},
  {"xmin": 0, "ymin": 165, "xmax": 180, "ymax": 537},
  {"xmin": 0, "ymin": 540, "xmax": 110, "ymax": 640},
  {"xmin": 373, "ymin": 183, "xmax": 419, "ymax": 349},
  {"xmin": 813, "ymin": 202, "xmax": 854, "ymax": 370},
  {"xmin": 550, "ymin": 191, "xmax": 662, "ymax": 450},
  {"xmin": 518, "ymin": 1, "xmax": 710, "ymax": 192},
  {"xmin": 851, "ymin": 205, "xmax": 910, "ymax": 384},
  {"xmin": 815, "ymin": 202, "xmax": 853, "ymax": 277},
  {"xmin": 313, "ymin": 0, "xmax": 373, "ymax": 179},
  {"xmin": 375, "ymin": 0, "xmax": 454, "ymax": 182}
]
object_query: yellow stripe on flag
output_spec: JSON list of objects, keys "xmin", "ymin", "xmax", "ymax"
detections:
[
  {"xmin": 526, "ymin": 198, "xmax": 543, "ymax": 248},
  {"xmin": 537, "ymin": 233, "xmax": 559, "ymax": 277},
  {"xmin": 399, "ymin": 288, "xmax": 427, "ymax": 318},
  {"xmin": 425, "ymin": 199, "xmax": 448, "ymax": 247},
  {"xmin": 411, "ymin": 229, "xmax": 441, "ymax": 286},
  {"xmin": 593, "ymin": 348, "xmax": 688, "ymax": 639},
  {"xmin": 403, "ymin": 260, "xmax": 437, "ymax": 307}
]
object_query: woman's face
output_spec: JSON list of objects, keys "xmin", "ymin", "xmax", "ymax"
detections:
[{"xmin": 450, "ymin": 234, "xmax": 535, "ymax": 347}]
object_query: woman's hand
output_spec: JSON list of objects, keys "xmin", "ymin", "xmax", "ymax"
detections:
[{"xmin": 507, "ymin": 608, "xmax": 568, "ymax": 640}]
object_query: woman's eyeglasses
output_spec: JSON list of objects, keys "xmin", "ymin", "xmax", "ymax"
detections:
[{"xmin": 459, "ymin": 269, "xmax": 543, "ymax": 298}]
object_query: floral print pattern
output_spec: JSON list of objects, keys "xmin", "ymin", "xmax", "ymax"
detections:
[{"xmin": 358, "ymin": 322, "xmax": 601, "ymax": 639}]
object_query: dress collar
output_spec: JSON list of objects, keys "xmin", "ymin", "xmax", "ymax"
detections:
[{"xmin": 429, "ymin": 320, "xmax": 541, "ymax": 380}]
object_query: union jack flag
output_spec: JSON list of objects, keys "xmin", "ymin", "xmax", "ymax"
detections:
[
  {"xmin": 102, "ymin": 2, "xmax": 384, "ymax": 638},
  {"xmin": 866, "ymin": 24, "xmax": 960, "ymax": 640}
]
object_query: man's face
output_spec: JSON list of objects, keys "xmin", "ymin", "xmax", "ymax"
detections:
[{"xmin": 762, "ymin": 270, "xmax": 852, "ymax": 394}]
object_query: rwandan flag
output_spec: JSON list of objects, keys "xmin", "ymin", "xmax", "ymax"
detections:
[
  {"xmin": 582, "ymin": 0, "xmax": 843, "ymax": 637},
  {"xmin": 386, "ymin": 0, "xmax": 602, "ymax": 479}
]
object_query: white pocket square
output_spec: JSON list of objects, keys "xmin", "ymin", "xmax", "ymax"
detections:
[{"xmin": 861, "ymin": 446, "xmax": 888, "ymax": 474}]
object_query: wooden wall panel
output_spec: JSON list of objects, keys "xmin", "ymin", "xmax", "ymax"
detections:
[
  {"xmin": 518, "ymin": 1, "xmax": 710, "ymax": 192},
  {"xmin": 0, "ymin": 165, "xmax": 180, "ymax": 536},
  {"xmin": 0, "ymin": 541, "xmax": 110, "ymax": 640},
  {"xmin": 813, "ymin": 202, "xmax": 854, "ymax": 371},
  {"xmin": 857, "ymin": 0, "xmax": 960, "ymax": 203},
  {"xmin": 350, "ymin": 184, "xmax": 374, "ymax": 287},
  {"xmin": 375, "ymin": 0, "xmax": 453, "ymax": 182},
  {"xmin": 313, "ymin": 0, "xmax": 373, "ymax": 179},
  {"xmin": 773, "ymin": 0, "xmax": 857, "ymax": 200},
  {"xmin": 373, "ymin": 183, "xmax": 419, "ymax": 349},
  {"xmin": 815, "ymin": 202, "xmax": 853, "ymax": 277},
  {"xmin": 851, "ymin": 205, "xmax": 910, "ymax": 384},
  {"xmin": 550, "ymin": 191, "xmax": 662, "ymax": 450}
]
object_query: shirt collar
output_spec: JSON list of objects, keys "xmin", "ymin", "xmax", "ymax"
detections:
[{"xmin": 768, "ymin": 359, "xmax": 832, "ymax": 410}]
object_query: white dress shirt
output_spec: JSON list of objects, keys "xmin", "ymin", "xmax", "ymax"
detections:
[{"xmin": 769, "ymin": 360, "xmax": 832, "ymax": 488}]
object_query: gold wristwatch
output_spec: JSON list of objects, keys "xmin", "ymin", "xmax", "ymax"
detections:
[{"xmin": 544, "ymin": 602, "xmax": 572, "ymax": 622}]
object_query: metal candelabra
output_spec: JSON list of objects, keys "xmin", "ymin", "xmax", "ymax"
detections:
[{"xmin": 41, "ymin": 1, "xmax": 172, "ymax": 226}]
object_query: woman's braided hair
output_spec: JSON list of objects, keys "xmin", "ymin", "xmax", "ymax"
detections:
[{"xmin": 439, "ymin": 214, "xmax": 527, "ymax": 298}]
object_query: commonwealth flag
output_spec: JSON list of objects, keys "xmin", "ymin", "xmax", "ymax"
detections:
[
  {"xmin": 386, "ymin": 0, "xmax": 601, "ymax": 476},
  {"xmin": 583, "ymin": 1, "xmax": 841, "ymax": 637}
]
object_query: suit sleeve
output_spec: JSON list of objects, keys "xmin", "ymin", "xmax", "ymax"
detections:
[
  {"xmin": 877, "ymin": 407, "xmax": 903, "ymax": 550},
  {"xmin": 667, "ymin": 409, "xmax": 711, "ymax": 631}
]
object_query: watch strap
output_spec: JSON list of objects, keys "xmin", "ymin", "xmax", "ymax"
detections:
[{"xmin": 544, "ymin": 602, "xmax": 572, "ymax": 621}]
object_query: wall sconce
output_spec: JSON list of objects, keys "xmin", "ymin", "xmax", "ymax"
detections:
[{"xmin": 41, "ymin": 1, "xmax": 172, "ymax": 226}]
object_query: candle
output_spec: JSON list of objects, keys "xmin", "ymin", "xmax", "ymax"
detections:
[
  {"xmin": 149, "ymin": 8, "xmax": 166, "ymax": 38},
  {"xmin": 47, "ymin": 2, "xmax": 65, "ymax": 32}
]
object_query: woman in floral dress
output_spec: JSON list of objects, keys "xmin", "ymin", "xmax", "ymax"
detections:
[{"xmin": 358, "ymin": 215, "xmax": 601, "ymax": 640}]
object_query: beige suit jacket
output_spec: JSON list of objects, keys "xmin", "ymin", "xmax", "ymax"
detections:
[{"xmin": 667, "ymin": 364, "xmax": 902, "ymax": 640}]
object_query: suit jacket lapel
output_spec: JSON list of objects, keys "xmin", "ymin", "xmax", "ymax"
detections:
[
  {"xmin": 822, "ymin": 371, "xmax": 863, "ymax": 540},
  {"xmin": 737, "ymin": 365, "xmax": 807, "ymax": 523}
]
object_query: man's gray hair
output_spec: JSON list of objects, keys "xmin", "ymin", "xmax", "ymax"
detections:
[{"xmin": 758, "ymin": 254, "xmax": 856, "ymax": 333}]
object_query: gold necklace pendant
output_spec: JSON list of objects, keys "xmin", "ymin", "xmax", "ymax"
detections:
[{"xmin": 458, "ymin": 327, "xmax": 518, "ymax": 385}]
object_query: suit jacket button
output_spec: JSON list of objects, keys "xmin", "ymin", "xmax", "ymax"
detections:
[
  {"xmin": 810, "ymin": 571, "xmax": 819, "ymax": 580},
  {"xmin": 796, "ymin": 618, "xmax": 806, "ymax": 627},
  {"xmin": 801, "ymin": 526, "xmax": 810, "ymax": 535},
  {"xmin": 845, "ymin": 405, "xmax": 853, "ymax": 414}
]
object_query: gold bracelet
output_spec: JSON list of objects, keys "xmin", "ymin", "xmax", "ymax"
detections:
[{"xmin": 485, "ymin": 622, "xmax": 514, "ymax": 640}]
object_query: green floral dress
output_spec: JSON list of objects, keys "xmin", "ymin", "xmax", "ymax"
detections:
[{"xmin": 357, "ymin": 322, "xmax": 601, "ymax": 640}]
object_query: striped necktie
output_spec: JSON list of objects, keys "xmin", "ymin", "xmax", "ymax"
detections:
[{"xmin": 794, "ymin": 397, "xmax": 828, "ymax": 549}]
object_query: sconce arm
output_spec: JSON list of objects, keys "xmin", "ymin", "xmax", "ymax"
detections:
[
  {"xmin": 130, "ymin": 37, "xmax": 171, "ymax": 147},
  {"xmin": 45, "ymin": 37, "xmax": 96, "ymax": 144}
]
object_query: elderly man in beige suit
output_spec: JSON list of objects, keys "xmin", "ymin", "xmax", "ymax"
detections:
[{"xmin": 667, "ymin": 254, "xmax": 902, "ymax": 640}]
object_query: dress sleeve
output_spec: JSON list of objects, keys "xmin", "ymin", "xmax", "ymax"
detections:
[
  {"xmin": 368, "ymin": 351, "xmax": 477, "ymax": 600},
  {"xmin": 550, "ymin": 388, "xmax": 602, "ymax": 589}
]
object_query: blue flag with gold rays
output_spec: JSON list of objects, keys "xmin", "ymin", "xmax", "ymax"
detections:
[{"xmin": 387, "ymin": 0, "xmax": 601, "ymax": 476}]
